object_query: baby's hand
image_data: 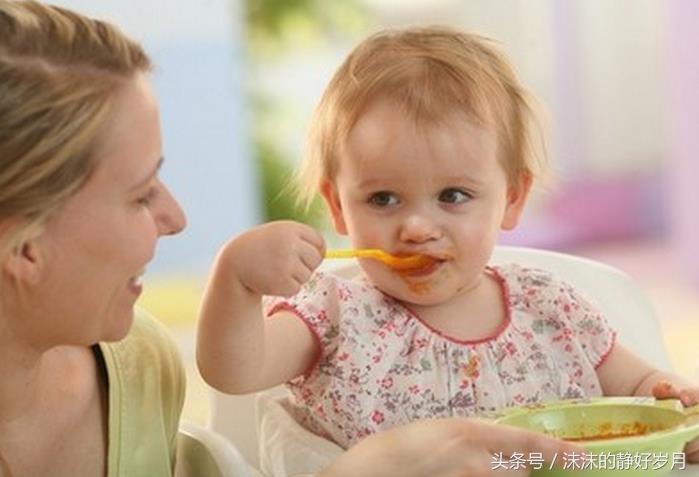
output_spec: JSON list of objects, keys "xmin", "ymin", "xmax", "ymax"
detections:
[
  {"xmin": 652, "ymin": 380, "xmax": 699, "ymax": 463},
  {"xmin": 652, "ymin": 380, "xmax": 699, "ymax": 406},
  {"xmin": 224, "ymin": 220, "xmax": 325, "ymax": 297}
]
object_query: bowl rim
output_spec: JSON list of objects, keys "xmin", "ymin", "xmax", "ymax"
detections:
[{"xmin": 493, "ymin": 397, "xmax": 699, "ymax": 447}]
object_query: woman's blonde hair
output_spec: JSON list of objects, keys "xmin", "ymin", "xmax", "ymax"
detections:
[
  {"xmin": 0, "ymin": 0, "xmax": 151, "ymax": 255},
  {"xmin": 296, "ymin": 25, "xmax": 546, "ymax": 207}
]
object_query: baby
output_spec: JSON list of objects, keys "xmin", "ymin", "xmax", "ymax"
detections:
[{"xmin": 197, "ymin": 26, "xmax": 699, "ymax": 458}]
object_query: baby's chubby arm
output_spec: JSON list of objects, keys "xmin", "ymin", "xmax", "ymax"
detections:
[
  {"xmin": 196, "ymin": 221, "xmax": 325, "ymax": 394},
  {"xmin": 597, "ymin": 342, "xmax": 699, "ymax": 461},
  {"xmin": 596, "ymin": 343, "xmax": 695, "ymax": 398}
]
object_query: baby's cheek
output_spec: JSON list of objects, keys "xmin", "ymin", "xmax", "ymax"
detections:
[{"xmin": 351, "ymin": 226, "xmax": 385, "ymax": 249}]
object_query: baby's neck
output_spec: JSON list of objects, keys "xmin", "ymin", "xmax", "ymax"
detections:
[{"xmin": 407, "ymin": 271, "xmax": 508, "ymax": 342}]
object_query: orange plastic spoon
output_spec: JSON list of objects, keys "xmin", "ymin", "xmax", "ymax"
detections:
[{"xmin": 325, "ymin": 249, "xmax": 435, "ymax": 271}]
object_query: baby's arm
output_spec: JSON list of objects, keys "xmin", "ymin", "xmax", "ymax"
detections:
[
  {"xmin": 597, "ymin": 342, "xmax": 695, "ymax": 397},
  {"xmin": 598, "ymin": 344, "xmax": 699, "ymax": 463},
  {"xmin": 196, "ymin": 221, "xmax": 325, "ymax": 394}
]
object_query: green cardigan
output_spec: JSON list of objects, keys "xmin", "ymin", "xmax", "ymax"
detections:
[{"xmin": 99, "ymin": 310, "xmax": 185, "ymax": 477}]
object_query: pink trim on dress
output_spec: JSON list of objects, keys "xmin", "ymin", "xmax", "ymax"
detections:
[
  {"xmin": 267, "ymin": 302, "xmax": 325, "ymax": 379},
  {"xmin": 593, "ymin": 330, "xmax": 618, "ymax": 369},
  {"xmin": 384, "ymin": 266, "xmax": 514, "ymax": 345}
]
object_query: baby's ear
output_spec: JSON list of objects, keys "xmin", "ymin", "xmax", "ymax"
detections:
[
  {"xmin": 501, "ymin": 173, "xmax": 533, "ymax": 231},
  {"xmin": 320, "ymin": 179, "xmax": 348, "ymax": 235}
]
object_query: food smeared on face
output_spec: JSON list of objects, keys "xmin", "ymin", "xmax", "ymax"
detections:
[
  {"xmin": 390, "ymin": 253, "xmax": 453, "ymax": 295},
  {"xmin": 384, "ymin": 254, "xmax": 437, "ymax": 272}
]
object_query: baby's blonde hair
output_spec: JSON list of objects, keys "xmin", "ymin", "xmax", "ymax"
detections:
[
  {"xmin": 296, "ymin": 25, "xmax": 545, "ymax": 207},
  {"xmin": 0, "ymin": 0, "xmax": 151, "ymax": 256}
]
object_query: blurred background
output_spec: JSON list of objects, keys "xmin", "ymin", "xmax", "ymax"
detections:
[{"xmin": 52, "ymin": 0, "xmax": 698, "ymax": 424}]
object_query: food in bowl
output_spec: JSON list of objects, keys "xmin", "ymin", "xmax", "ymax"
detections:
[
  {"xmin": 562, "ymin": 421, "xmax": 651, "ymax": 441},
  {"xmin": 493, "ymin": 397, "xmax": 699, "ymax": 476}
]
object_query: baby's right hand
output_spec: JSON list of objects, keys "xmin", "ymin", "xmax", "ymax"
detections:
[{"xmin": 223, "ymin": 220, "xmax": 326, "ymax": 297}]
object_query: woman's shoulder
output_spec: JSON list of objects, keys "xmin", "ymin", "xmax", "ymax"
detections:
[{"xmin": 99, "ymin": 311, "xmax": 185, "ymax": 473}]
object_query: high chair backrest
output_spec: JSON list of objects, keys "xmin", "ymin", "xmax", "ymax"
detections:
[{"xmin": 207, "ymin": 245, "xmax": 671, "ymax": 469}]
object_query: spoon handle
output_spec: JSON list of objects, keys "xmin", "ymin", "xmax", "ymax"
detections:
[{"xmin": 325, "ymin": 249, "xmax": 380, "ymax": 259}]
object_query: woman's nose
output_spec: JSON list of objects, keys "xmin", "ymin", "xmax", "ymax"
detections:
[
  {"xmin": 155, "ymin": 184, "xmax": 187, "ymax": 236},
  {"xmin": 399, "ymin": 214, "xmax": 442, "ymax": 244}
]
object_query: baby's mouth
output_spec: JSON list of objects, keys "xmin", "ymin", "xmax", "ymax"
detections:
[{"xmin": 397, "ymin": 257, "xmax": 447, "ymax": 277}]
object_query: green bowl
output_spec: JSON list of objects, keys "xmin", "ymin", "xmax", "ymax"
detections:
[{"xmin": 494, "ymin": 397, "xmax": 699, "ymax": 477}]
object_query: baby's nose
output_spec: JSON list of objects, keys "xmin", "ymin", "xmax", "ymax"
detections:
[{"xmin": 399, "ymin": 214, "xmax": 442, "ymax": 244}]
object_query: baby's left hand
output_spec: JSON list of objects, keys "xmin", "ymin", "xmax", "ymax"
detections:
[{"xmin": 652, "ymin": 380, "xmax": 699, "ymax": 463}]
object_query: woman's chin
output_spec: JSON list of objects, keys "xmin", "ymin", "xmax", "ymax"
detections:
[{"xmin": 102, "ymin": 309, "xmax": 136, "ymax": 342}]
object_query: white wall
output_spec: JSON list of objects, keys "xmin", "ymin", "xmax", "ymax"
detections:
[
  {"xmin": 260, "ymin": 0, "xmax": 667, "ymax": 180},
  {"xmin": 574, "ymin": 0, "xmax": 664, "ymax": 177},
  {"xmin": 50, "ymin": 0, "xmax": 260, "ymax": 274},
  {"xmin": 374, "ymin": 0, "xmax": 666, "ymax": 178}
]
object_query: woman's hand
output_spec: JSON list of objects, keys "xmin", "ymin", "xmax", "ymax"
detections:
[
  {"xmin": 223, "ymin": 220, "xmax": 325, "ymax": 297},
  {"xmin": 320, "ymin": 418, "xmax": 584, "ymax": 477}
]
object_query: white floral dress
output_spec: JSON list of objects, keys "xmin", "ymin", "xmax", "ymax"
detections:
[{"xmin": 264, "ymin": 263, "xmax": 616, "ymax": 449}]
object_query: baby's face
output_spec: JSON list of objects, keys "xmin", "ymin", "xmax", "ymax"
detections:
[{"xmin": 323, "ymin": 98, "xmax": 528, "ymax": 306}]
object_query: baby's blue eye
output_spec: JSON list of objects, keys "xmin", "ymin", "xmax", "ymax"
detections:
[
  {"xmin": 438, "ymin": 188, "xmax": 472, "ymax": 204},
  {"xmin": 368, "ymin": 191, "xmax": 399, "ymax": 207}
]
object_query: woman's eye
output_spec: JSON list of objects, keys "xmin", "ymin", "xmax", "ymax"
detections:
[
  {"xmin": 368, "ymin": 191, "xmax": 399, "ymax": 207},
  {"xmin": 137, "ymin": 187, "xmax": 158, "ymax": 206},
  {"xmin": 438, "ymin": 188, "xmax": 472, "ymax": 204}
]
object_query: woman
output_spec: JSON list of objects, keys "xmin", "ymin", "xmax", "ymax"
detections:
[
  {"xmin": 0, "ymin": 1, "xmax": 186, "ymax": 475},
  {"xmin": 0, "ymin": 1, "xmax": 579, "ymax": 476}
]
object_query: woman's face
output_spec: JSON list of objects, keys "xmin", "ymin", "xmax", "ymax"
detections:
[{"xmin": 10, "ymin": 74, "xmax": 186, "ymax": 348}]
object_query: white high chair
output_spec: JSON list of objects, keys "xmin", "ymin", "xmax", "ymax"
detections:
[
  {"xmin": 206, "ymin": 245, "xmax": 671, "ymax": 475},
  {"xmin": 176, "ymin": 421, "xmax": 263, "ymax": 477}
]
